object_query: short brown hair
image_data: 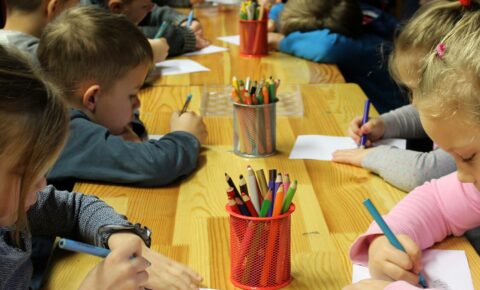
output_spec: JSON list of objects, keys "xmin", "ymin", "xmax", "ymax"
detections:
[
  {"xmin": 5, "ymin": 0, "xmax": 43, "ymax": 12},
  {"xmin": 280, "ymin": 0, "xmax": 363, "ymax": 38},
  {"xmin": 37, "ymin": 6, "xmax": 153, "ymax": 103}
]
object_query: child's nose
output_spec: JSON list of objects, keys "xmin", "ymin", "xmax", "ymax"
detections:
[{"xmin": 132, "ymin": 95, "xmax": 141, "ymax": 109}]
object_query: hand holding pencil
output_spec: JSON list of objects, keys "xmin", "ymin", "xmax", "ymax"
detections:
[
  {"xmin": 76, "ymin": 235, "xmax": 150, "ymax": 290},
  {"xmin": 364, "ymin": 199, "xmax": 428, "ymax": 288},
  {"xmin": 170, "ymin": 105, "xmax": 208, "ymax": 143}
]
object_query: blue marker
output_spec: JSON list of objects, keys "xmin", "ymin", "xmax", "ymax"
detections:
[
  {"xmin": 186, "ymin": 10, "xmax": 194, "ymax": 27},
  {"xmin": 363, "ymin": 199, "xmax": 428, "ymax": 288},
  {"xmin": 59, "ymin": 238, "xmax": 110, "ymax": 257},
  {"xmin": 359, "ymin": 99, "xmax": 371, "ymax": 148},
  {"xmin": 154, "ymin": 21, "xmax": 169, "ymax": 39}
]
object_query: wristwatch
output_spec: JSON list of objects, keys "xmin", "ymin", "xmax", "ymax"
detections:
[{"xmin": 98, "ymin": 223, "xmax": 152, "ymax": 248}]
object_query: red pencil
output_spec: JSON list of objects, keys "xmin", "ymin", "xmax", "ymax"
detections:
[
  {"xmin": 227, "ymin": 188, "xmax": 241, "ymax": 214},
  {"xmin": 241, "ymin": 192, "xmax": 258, "ymax": 217}
]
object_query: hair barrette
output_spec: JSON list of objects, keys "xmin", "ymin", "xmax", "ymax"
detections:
[
  {"xmin": 436, "ymin": 43, "xmax": 446, "ymax": 58},
  {"xmin": 459, "ymin": 0, "xmax": 471, "ymax": 8}
]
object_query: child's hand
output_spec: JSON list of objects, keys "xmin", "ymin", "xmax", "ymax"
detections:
[
  {"xmin": 342, "ymin": 279, "xmax": 391, "ymax": 290},
  {"xmin": 348, "ymin": 115, "xmax": 385, "ymax": 147},
  {"xmin": 183, "ymin": 20, "xmax": 204, "ymax": 37},
  {"xmin": 79, "ymin": 234, "xmax": 149, "ymax": 290},
  {"xmin": 331, "ymin": 148, "xmax": 371, "ymax": 167},
  {"xmin": 268, "ymin": 32, "xmax": 284, "ymax": 51},
  {"xmin": 194, "ymin": 34, "xmax": 210, "ymax": 50},
  {"xmin": 142, "ymin": 246, "xmax": 204, "ymax": 290},
  {"xmin": 368, "ymin": 235, "xmax": 424, "ymax": 285},
  {"xmin": 149, "ymin": 38, "xmax": 170, "ymax": 62},
  {"xmin": 267, "ymin": 19, "xmax": 275, "ymax": 32},
  {"xmin": 170, "ymin": 111, "xmax": 208, "ymax": 143}
]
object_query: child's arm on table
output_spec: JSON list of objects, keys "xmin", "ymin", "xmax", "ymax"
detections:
[{"xmin": 348, "ymin": 173, "xmax": 480, "ymax": 286}]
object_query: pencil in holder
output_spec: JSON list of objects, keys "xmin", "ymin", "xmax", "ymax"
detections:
[
  {"xmin": 233, "ymin": 102, "xmax": 276, "ymax": 157},
  {"xmin": 239, "ymin": 19, "xmax": 268, "ymax": 57},
  {"xmin": 227, "ymin": 204, "xmax": 295, "ymax": 290}
]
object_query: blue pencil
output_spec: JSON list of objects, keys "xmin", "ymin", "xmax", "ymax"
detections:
[
  {"xmin": 186, "ymin": 10, "xmax": 194, "ymax": 27},
  {"xmin": 359, "ymin": 99, "xmax": 371, "ymax": 148},
  {"xmin": 154, "ymin": 21, "xmax": 169, "ymax": 39},
  {"xmin": 363, "ymin": 199, "xmax": 428, "ymax": 288},
  {"xmin": 59, "ymin": 238, "xmax": 110, "ymax": 257}
]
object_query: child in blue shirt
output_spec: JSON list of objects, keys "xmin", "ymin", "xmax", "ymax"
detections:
[
  {"xmin": 38, "ymin": 6, "xmax": 208, "ymax": 191},
  {"xmin": 268, "ymin": 0, "xmax": 406, "ymax": 113}
]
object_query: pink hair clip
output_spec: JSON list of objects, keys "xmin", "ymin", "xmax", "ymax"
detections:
[
  {"xmin": 436, "ymin": 43, "xmax": 446, "ymax": 58},
  {"xmin": 459, "ymin": 0, "xmax": 471, "ymax": 7}
]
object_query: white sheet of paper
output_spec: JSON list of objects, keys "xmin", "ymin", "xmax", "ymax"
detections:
[
  {"xmin": 206, "ymin": 0, "xmax": 241, "ymax": 4},
  {"xmin": 148, "ymin": 134, "xmax": 164, "ymax": 140},
  {"xmin": 288, "ymin": 135, "xmax": 406, "ymax": 161},
  {"xmin": 183, "ymin": 45, "xmax": 228, "ymax": 56},
  {"xmin": 352, "ymin": 250, "xmax": 474, "ymax": 290},
  {"xmin": 155, "ymin": 59, "xmax": 210, "ymax": 76},
  {"xmin": 217, "ymin": 35, "xmax": 240, "ymax": 45}
]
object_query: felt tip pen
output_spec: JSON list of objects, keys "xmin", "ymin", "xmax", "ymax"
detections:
[
  {"xmin": 363, "ymin": 199, "xmax": 428, "ymax": 288},
  {"xmin": 359, "ymin": 99, "xmax": 371, "ymax": 148},
  {"xmin": 154, "ymin": 21, "xmax": 169, "ymax": 39},
  {"xmin": 59, "ymin": 238, "xmax": 110, "ymax": 257},
  {"xmin": 186, "ymin": 10, "xmax": 194, "ymax": 27}
]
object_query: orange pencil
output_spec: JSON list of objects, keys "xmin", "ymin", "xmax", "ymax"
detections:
[
  {"xmin": 262, "ymin": 85, "xmax": 270, "ymax": 104},
  {"xmin": 272, "ymin": 186, "xmax": 285, "ymax": 217},
  {"xmin": 241, "ymin": 192, "xmax": 258, "ymax": 217}
]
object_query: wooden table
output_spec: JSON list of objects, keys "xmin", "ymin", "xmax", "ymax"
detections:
[
  {"xmin": 154, "ymin": 5, "xmax": 344, "ymax": 86},
  {"xmin": 44, "ymin": 84, "xmax": 480, "ymax": 289}
]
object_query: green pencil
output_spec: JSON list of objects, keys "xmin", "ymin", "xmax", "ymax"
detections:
[
  {"xmin": 259, "ymin": 189, "xmax": 272, "ymax": 217},
  {"xmin": 281, "ymin": 180, "xmax": 297, "ymax": 213}
]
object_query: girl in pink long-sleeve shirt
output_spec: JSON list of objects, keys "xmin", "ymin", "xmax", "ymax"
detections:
[{"xmin": 344, "ymin": 0, "xmax": 480, "ymax": 289}]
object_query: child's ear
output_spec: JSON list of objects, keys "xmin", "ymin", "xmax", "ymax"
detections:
[
  {"xmin": 45, "ymin": 0, "xmax": 59, "ymax": 21},
  {"xmin": 82, "ymin": 85, "xmax": 101, "ymax": 113},
  {"xmin": 108, "ymin": 0, "xmax": 125, "ymax": 13}
]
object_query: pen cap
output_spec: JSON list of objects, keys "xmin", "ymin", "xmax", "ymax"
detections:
[
  {"xmin": 233, "ymin": 102, "xmax": 276, "ymax": 158},
  {"xmin": 226, "ymin": 204, "xmax": 295, "ymax": 290},
  {"xmin": 239, "ymin": 19, "xmax": 268, "ymax": 57}
]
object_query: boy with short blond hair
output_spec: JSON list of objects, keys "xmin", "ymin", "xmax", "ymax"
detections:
[
  {"xmin": 0, "ymin": 0, "xmax": 78, "ymax": 57},
  {"xmin": 38, "ymin": 6, "xmax": 207, "ymax": 191}
]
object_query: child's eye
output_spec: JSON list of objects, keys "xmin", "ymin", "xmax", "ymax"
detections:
[{"xmin": 462, "ymin": 154, "xmax": 476, "ymax": 163}]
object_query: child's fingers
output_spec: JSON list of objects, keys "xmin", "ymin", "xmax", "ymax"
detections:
[
  {"xmin": 382, "ymin": 260, "xmax": 421, "ymax": 285},
  {"xmin": 130, "ymin": 256, "xmax": 151, "ymax": 273},
  {"xmin": 397, "ymin": 235, "xmax": 423, "ymax": 273},
  {"xmin": 172, "ymin": 261, "xmax": 204, "ymax": 283},
  {"xmin": 134, "ymin": 269, "xmax": 149, "ymax": 286}
]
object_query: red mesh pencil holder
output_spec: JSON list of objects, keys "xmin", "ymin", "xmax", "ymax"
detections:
[
  {"xmin": 226, "ymin": 204, "xmax": 295, "ymax": 290},
  {"xmin": 239, "ymin": 19, "xmax": 268, "ymax": 57}
]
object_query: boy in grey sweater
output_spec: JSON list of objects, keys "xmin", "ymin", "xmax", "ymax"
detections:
[
  {"xmin": 0, "ymin": 43, "xmax": 202, "ymax": 289},
  {"xmin": 39, "ymin": 6, "xmax": 207, "ymax": 191}
]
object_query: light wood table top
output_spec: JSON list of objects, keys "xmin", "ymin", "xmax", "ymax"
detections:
[
  {"xmin": 44, "ymin": 84, "xmax": 480, "ymax": 289},
  {"xmin": 153, "ymin": 5, "xmax": 344, "ymax": 86}
]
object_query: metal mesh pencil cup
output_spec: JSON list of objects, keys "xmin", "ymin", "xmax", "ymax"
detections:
[
  {"xmin": 233, "ymin": 102, "xmax": 276, "ymax": 157},
  {"xmin": 226, "ymin": 204, "xmax": 294, "ymax": 290}
]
